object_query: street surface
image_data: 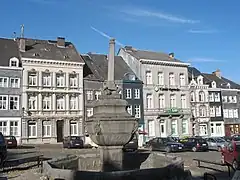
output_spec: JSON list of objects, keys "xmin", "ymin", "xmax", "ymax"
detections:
[{"xmin": 4, "ymin": 144, "xmax": 234, "ymax": 179}]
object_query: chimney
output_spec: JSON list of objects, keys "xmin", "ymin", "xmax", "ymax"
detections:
[
  {"xmin": 19, "ymin": 38, "xmax": 26, "ymax": 52},
  {"xmin": 212, "ymin": 69, "xmax": 221, "ymax": 78},
  {"xmin": 107, "ymin": 38, "xmax": 115, "ymax": 82},
  {"xmin": 57, "ymin": 37, "xmax": 65, "ymax": 47},
  {"xmin": 169, "ymin": 52, "xmax": 174, "ymax": 59}
]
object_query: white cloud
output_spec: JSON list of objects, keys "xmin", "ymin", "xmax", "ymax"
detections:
[
  {"xmin": 187, "ymin": 58, "xmax": 224, "ymax": 63},
  {"xmin": 188, "ymin": 29, "xmax": 218, "ymax": 34},
  {"xmin": 90, "ymin": 26, "xmax": 124, "ymax": 47},
  {"xmin": 119, "ymin": 7, "xmax": 199, "ymax": 24}
]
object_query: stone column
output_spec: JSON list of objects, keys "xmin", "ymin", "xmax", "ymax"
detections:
[
  {"xmin": 66, "ymin": 73, "xmax": 69, "ymax": 88},
  {"xmin": 106, "ymin": 39, "xmax": 116, "ymax": 89},
  {"xmin": 99, "ymin": 146, "xmax": 123, "ymax": 172},
  {"xmin": 38, "ymin": 93, "xmax": 42, "ymax": 114},
  {"xmin": 52, "ymin": 72, "xmax": 56, "ymax": 88},
  {"xmin": 66, "ymin": 94, "xmax": 69, "ymax": 114},
  {"xmin": 39, "ymin": 71, "xmax": 42, "ymax": 88},
  {"xmin": 52, "ymin": 93, "xmax": 56, "ymax": 113}
]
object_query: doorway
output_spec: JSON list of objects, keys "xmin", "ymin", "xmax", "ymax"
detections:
[
  {"xmin": 56, "ymin": 120, "xmax": 64, "ymax": 142},
  {"xmin": 159, "ymin": 121, "xmax": 166, "ymax": 137}
]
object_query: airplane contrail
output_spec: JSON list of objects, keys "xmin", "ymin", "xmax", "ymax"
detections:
[{"xmin": 90, "ymin": 26, "xmax": 124, "ymax": 47}]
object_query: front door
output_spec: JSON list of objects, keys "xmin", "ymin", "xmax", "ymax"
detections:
[
  {"xmin": 159, "ymin": 121, "xmax": 166, "ymax": 137},
  {"xmin": 56, "ymin": 120, "xmax": 64, "ymax": 142}
]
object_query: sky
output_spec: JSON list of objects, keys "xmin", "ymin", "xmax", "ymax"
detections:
[{"xmin": 1, "ymin": 0, "xmax": 240, "ymax": 82}]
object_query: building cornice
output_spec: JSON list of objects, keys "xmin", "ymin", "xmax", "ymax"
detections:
[
  {"xmin": 21, "ymin": 57, "xmax": 85, "ymax": 67},
  {"xmin": 220, "ymin": 88, "xmax": 240, "ymax": 92},
  {"xmin": 0, "ymin": 66, "xmax": 23, "ymax": 70},
  {"xmin": 140, "ymin": 59, "xmax": 190, "ymax": 67}
]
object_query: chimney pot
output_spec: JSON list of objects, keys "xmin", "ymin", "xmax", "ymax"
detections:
[
  {"xmin": 57, "ymin": 37, "xmax": 65, "ymax": 47},
  {"xmin": 212, "ymin": 69, "xmax": 221, "ymax": 78}
]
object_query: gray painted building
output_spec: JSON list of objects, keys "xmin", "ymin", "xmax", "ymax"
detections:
[
  {"xmin": 0, "ymin": 38, "xmax": 23, "ymax": 144},
  {"xmin": 118, "ymin": 47, "xmax": 192, "ymax": 140}
]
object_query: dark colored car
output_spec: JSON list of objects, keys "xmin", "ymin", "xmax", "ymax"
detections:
[
  {"xmin": 179, "ymin": 137, "xmax": 208, "ymax": 152},
  {"xmin": 146, "ymin": 137, "xmax": 184, "ymax": 153},
  {"xmin": 0, "ymin": 132, "xmax": 7, "ymax": 164},
  {"xmin": 4, "ymin": 136, "xmax": 17, "ymax": 148},
  {"xmin": 63, "ymin": 136, "xmax": 84, "ymax": 149},
  {"xmin": 123, "ymin": 134, "xmax": 138, "ymax": 152}
]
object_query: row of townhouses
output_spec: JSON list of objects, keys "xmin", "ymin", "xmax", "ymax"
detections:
[{"xmin": 0, "ymin": 34, "xmax": 239, "ymax": 146}]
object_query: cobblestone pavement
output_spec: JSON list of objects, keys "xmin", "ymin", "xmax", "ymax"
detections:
[{"xmin": 3, "ymin": 145, "xmax": 235, "ymax": 179}]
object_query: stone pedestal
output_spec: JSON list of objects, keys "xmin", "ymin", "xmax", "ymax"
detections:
[{"xmin": 99, "ymin": 146, "xmax": 123, "ymax": 172}]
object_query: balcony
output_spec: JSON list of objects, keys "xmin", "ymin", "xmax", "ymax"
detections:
[{"xmin": 145, "ymin": 107, "xmax": 191, "ymax": 116}]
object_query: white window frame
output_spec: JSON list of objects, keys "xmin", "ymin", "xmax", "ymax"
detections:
[
  {"xmin": 157, "ymin": 72, "xmax": 164, "ymax": 85},
  {"xmin": 10, "ymin": 121, "xmax": 19, "ymax": 136},
  {"xmin": 43, "ymin": 121, "xmax": 51, "ymax": 137},
  {"xmin": 43, "ymin": 96, "xmax": 51, "ymax": 110},
  {"xmin": 126, "ymin": 105, "xmax": 132, "ymax": 115},
  {"xmin": 171, "ymin": 120, "xmax": 178, "ymax": 136},
  {"xmin": 233, "ymin": 96, "xmax": 237, "ymax": 103},
  {"xmin": 28, "ymin": 95, "xmax": 37, "ymax": 110},
  {"xmin": 9, "ymin": 58, "xmax": 19, "ymax": 67},
  {"xmin": 28, "ymin": 121, "xmax": 37, "ymax": 138},
  {"xmin": 87, "ymin": 108, "xmax": 93, "ymax": 117},
  {"xmin": 169, "ymin": 73, "xmax": 175, "ymax": 86},
  {"xmin": 234, "ymin": 109, "xmax": 238, "ymax": 118},
  {"xmin": 222, "ymin": 96, "xmax": 228, "ymax": 103},
  {"xmin": 10, "ymin": 78, "xmax": 20, "ymax": 88},
  {"xmin": 70, "ymin": 96, "xmax": 77, "ymax": 110},
  {"xmin": 134, "ymin": 89, "xmax": 140, "ymax": 99},
  {"xmin": 126, "ymin": 89, "xmax": 132, "ymax": 99},
  {"xmin": 199, "ymin": 106, "xmax": 206, "ymax": 117},
  {"xmin": 210, "ymin": 106, "xmax": 215, "ymax": 117},
  {"xmin": 182, "ymin": 119, "xmax": 188, "ymax": 134},
  {"xmin": 148, "ymin": 120, "xmax": 155, "ymax": 137},
  {"xmin": 228, "ymin": 109, "xmax": 234, "ymax": 118},
  {"xmin": 28, "ymin": 73, "xmax": 37, "ymax": 86},
  {"xmin": 209, "ymin": 93, "xmax": 214, "ymax": 102},
  {"xmin": 146, "ymin": 94, "xmax": 153, "ymax": 109},
  {"xmin": 70, "ymin": 75, "xmax": 78, "ymax": 88},
  {"xmin": 57, "ymin": 97, "xmax": 65, "ymax": 110},
  {"xmin": 216, "ymin": 106, "xmax": 221, "ymax": 117},
  {"xmin": 70, "ymin": 121, "xmax": 78, "ymax": 136},
  {"xmin": 215, "ymin": 93, "xmax": 220, "ymax": 102},
  {"xmin": 199, "ymin": 91, "xmax": 205, "ymax": 102},
  {"xmin": 159, "ymin": 94, "xmax": 165, "ymax": 109},
  {"xmin": 181, "ymin": 94, "xmax": 187, "ymax": 108},
  {"xmin": 134, "ymin": 105, "xmax": 141, "ymax": 118},
  {"xmin": 145, "ymin": 71, "xmax": 152, "ymax": 85},
  {"xmin": 0, "ymin": 95, "xmax": 8, "ymax": 110},
  {"xmin": 223, "ymin": 109, "xmax": 228, "ymax": 118},
  {"xmin": 212, "ymin": 81, "xmax": 216, "ymax": 88},
  {"xmin": 170, "ymin": 94, "xmax": 176, "ymax": 108},
  {"xmin": 86, "ymin": 91, "xmax": 93, "ymax": 101},
  {"xmin": 43, "ymin": 73, "xmax": 51, "ymax": 87},
  {"xmin": 179, "ymin": 73, "xmax": 185, "ymax": 86},
  {"xmin": 190, "ymin": 92, "xmax": 195, "ymax": 102},
  {"xmin": 94, "ymin": 91, "xmax": 101, "ymax": 100},
  {"xmin": 56, "ymin": 74, "xmax": 64, "ymax": 87},
  {"xmin": 9, "ymin": 95, "xmax": 19, "ymax": 110},
  {"xmin": 197, "ymin": 76, "xmax": 203, "ymax": 85},
  {"xmin": 0, "ymin": 77, "xmax": 8, "ymax": 88},
  {"xmin": 0, "ymin": 121, "xmax": 7, "ymax": 135}
]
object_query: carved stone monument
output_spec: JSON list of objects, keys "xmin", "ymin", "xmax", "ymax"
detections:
[{"xmin": 86, "ymin": 39, "xmax": 138, "ymax": 172}]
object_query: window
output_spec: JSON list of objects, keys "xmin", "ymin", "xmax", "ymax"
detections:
[
  {"xmin": 212, "ymin": 81, "xmax": 216, "ymax": 88},
  {"xmin": 222, "ymin": 96, "xmax": 228, "ymax": 103},
  {"xmin": 126, "ymin": 105, "xmax": 132, "ymax": 115},
  {"xmin": 146, "ymin": 94, "xmax": 153, "ymax": 109},
  {"xmin": 135, "ymin": 105, "xmax": 141, "ymax": 118},
  {"xmin": 134, "ymin": 89, "xmax": 140, "ymax": 99},
  {"xmin": 29, "ymin": 95, "xmax": 37, "ymax": 110},
  {"xmin": 223, "ymin": 109, "xmax": 228, "ymax": 118},
  {"xmin": 0, "ymin": 77, "xmax": 8, "ymax": 87},
  {"xmin": 229, "ymin": 109, "xmax": 234, "ymax": 118},
  {"xmin": 70, "ymin": 74, "xmax": 78, "ymax": 87},
  {"xmin": 182, "ymin": 119, "xmax": 188, "ymax": 134},
  {"xmin": 216, "ymin": 106, "xmax": 221, "ymax": 116},
  {"xmin": 228, "ymin": 96, "xmax": 233, "ymax": 103},
  {"xmin": 0, "ymin": 121, "xmax": 7, "ymax": 135},
  {"xmin": 28, "ymin": 121, "xmax": 37, "ymax": 138},
  {"xmin": 43, "ymin": 73, "xmax": 51, "ymax": 86},
  {"xmin": 171, "ymin": 120, "xmax": 177, "ymax": 135},
  {"xmin": 0, "ymin": 95, "xmax": 7, "ymax": 110},
  {"xmin": 56, "ymin": 74, "xmax": 64, "ymax": 87},
  {"xmin": 192, "ymin": 108, "xmax": 196, "ymax": 117},
  {"xmin": 199, "ymin": 91, "xmax": 205, "ymax": 102},
  {"xmin": 28, "ymin": 72, "xmax": 37, "ymax": 86},
  {"xmin": 233, "ymin": 96, "xmax": 237, "ymax": 103},
  {"xmin": 9, "ymin": 96, "xmax": 19, "ymax": 110},
  {"xmin": 197, "ymin": 76, "xmax": 203, "ymax": 85},
  {"xmin": 70, "ymin": 96, "xmax": 77, "ymax": 110},
  {"xmin": 210, "ymin": 107, "xmax": 215, "ymax": 117},
  {"xmin": 95, "ymin": 91, "xmax": 101, "ymax": 100},
  {"xmin": 87, "ymin": 108, "xmax": 93, "ymax": 117},
  {"xmin": 10, "ymin": 121, "xmax": 18, "ymax": 136},
  {"xmin": 10, "ymin": 58, "xmax": 18, "ymax": 67},
  {"xmin": 199, "ymin": 106, "xmax": 206, "ymax": 117},
  {"xmin": 148, "ymin": 120, "xmax": 155, "ymax": 137},
  {"xmin": 190, "ymin": 92, "xmax": 195, "ymax": 102},
  {"xmin": 43, "ymin": 121, "xmax": 51, "ymax": 137},
  {"xmin": 169, "ymin": 73, "xmax": 175, "ymax": 86},
  {"xmin": 181, "ymin": 95, "xmax": 187, "ymax": 108},
  {"xmin": 159, "ymin": 94, "xmax": 165, "ymax": 108},
  {"xmin": 57, "ymin": 97, "xmax": 65, "ymax": 110},
  {"xmin": 216, "ymin": 123, "xmax": 222, "ymax": 135},
  {"xmin": 170, "ymin": 94, "xmax": 176, "ymax": 108},
  {"xmin": 215, "ymin": 93, "xmax": 220, "ymax": 102},
  {"xmin": 209, "ymin": 93, "xmax": 214, "ymax": 102},
  {"xmin": 126, "ymin": 89, "xmax": 132, "ymax": 99},
  {"xmin": 86, "ymin": 91, "xmax": 93, "ymax": 100},
  {"xmin": 43, "ymin": 96, "xmax": 51, "ymax": 110},
  {"xmin": 179, "ymin": 73, "xmax": 185, "ymax": 86},
  {"xmin": 234, "ymin": 109, "xmax": 238, "ymax": 118},
  {"xmin": 10, "ymin": 78, "xmax": 20, "ymax": 88},
  {"xmin": 145, "ymin": 71, "xmax": 152, "ymax": 84},
  {"xmin": 157, "ymin": 72, "xmax": 164, "ymax": 85},
  {"xmin": 70, "ymin": 121, "xmax": 78, "ymax": 135}
]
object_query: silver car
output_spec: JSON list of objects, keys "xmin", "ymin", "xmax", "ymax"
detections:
[{"xmin": 206, "ymin": 137, "xmax": 228, "ymax": 151}]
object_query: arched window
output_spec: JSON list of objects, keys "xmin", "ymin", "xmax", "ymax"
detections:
[
  {"xmin": 199, "ymin": 91, "xmax": 205, "ymax": 102},
  {"xmin": 212, "ymin": 81, "xmax": 216, "ymax": 88},
  {"xmin": 197, "ymin": 76, "xmax": 203, "ymax": 85},
  {"xmin": 199, "ymin": 106, "xmax": 206, "ymax": 117},
  {"xmin": 190, "ymin": 92, "xmax": 195, "ymax": 102},
  {"xmin": 9, "ymin": 57, "xmax": 19, "ymax": 67}
]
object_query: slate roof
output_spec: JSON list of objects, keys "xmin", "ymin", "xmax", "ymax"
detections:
[
  {"xmin": 202, "ymin": 73, "xmax": 240, "ymax": 89},
  {"xmin": 188, "ymin": 66, "xmax": 202, "ymax": 79},
  {"xmin": 0, "ymin": 38, "xmax": 21, "ymax": 67},
  {"xmin": 121, "ymin": 46, "xmax": 183, "ymax": 62},
  {"xmin": 83, "ymin": 53, "xmax": 137, "ymax": 81},
  {"xmin": 18, "ymin": 38, "xmax": 84, "ymax": 63}
]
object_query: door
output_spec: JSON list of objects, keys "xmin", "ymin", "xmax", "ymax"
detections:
[
  {"xmin": 159, "ymin": 122, "xmax": 166, "ymax": 137},
  {"xmin": 57, "ymin": 120, "xmax": 64, "ymax": 142}
]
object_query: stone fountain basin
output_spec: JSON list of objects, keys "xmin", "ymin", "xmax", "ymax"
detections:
[{"xmin": 42, "ymin": 151, "xmax": 192, "ymax": 180}]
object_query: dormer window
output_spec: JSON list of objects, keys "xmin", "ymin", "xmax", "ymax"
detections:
[
  {"xmin": 227, "ymin": 83, "xmax": 231, "ymax": 89},
  {"xmin": 197, "ymin": 76, "xmax": 203, "ymax": 85},
  {"xmin": 212, "ymin": 81, "xmax": 216, "ymax": 88},
  {"xmin": 9, "ymin": 57, "xmax": 19, "ymax": 67}
]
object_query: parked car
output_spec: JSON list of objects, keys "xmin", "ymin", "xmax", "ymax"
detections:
[
  {"xmin": 4, "ymin": 136, "xmax": 17, "ymax": 148},
  {"xmin": 63, "ymin": 136, "xmax": 84, "ymax": 149},
  {"xmin": 0, "ymin": 132, "xmax": 7, "ymax": 164},
  {"xmin": 221, "ymin": 141, "xmax": 240, "ymax": 170},
  {"xmin": 179, "ymin": 137, "xmax": 208, "ymax": 152},
  {"xmin": 146, "ymin": 137, "xmax": 184, "ymax": 153},
  {"xmin": 205, "ymin": 137, "xmax": 228, "ymax": 151},
  {"xmin": 123, "ymin": 134, "xmax": 138, "ymax": 152}
]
